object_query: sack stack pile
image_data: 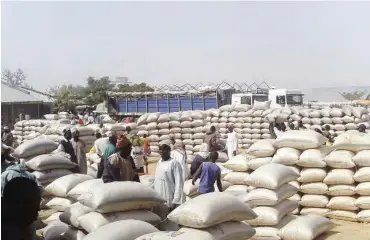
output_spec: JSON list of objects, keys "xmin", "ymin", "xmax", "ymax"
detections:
[
  {"xmin": 137, "ymin": 192, "xmax": 257, "ymax": 240},
  {"xmin": 63, "ymin": 181, "xmax": 164, "ymax": 236},
  {"xmin": 12, "ymin": 119, "xmax": 51, "ymax": 145}
]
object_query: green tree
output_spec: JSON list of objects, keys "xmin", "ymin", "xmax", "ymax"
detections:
[
  {"xmin": 116, "ymin": 82, "xmax": 154, "ymax": 92},
  {"xmin": 49, "ymin": 85, "xmax": 84, "ymax": 113},
  {"xmin": 84, "ymin": 76, "xmax": 115, "ymax": 106},
  {"xmin": 1, "ymin": 68, "xmax": 30, "ymax": 87},
  {"xmin": 339, "ymin": 90, "xmax": 367, "ymax": 101}
]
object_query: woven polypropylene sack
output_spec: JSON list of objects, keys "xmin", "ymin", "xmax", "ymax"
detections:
[
  {"xmin": 327, "ymin": 185, "xmax": 355, "ymax": 196},
  {"xmin": 355, "ymin": 182, "xmax": 370, "ymax": 195},
  {"xmin": 300, "ymin": 183, "xmax": 328, "ymax": 195},
  {"xmin": 357, "ymin": 210, "xmax": 370, "ymax": 222},
  {"xmin": 353, "ymin": 150, "xmax": 370, "ymax": 166},
  {"xmin": 26, "ymin": 153, "xmax": 76, "ymax": 171},
  {"xmin": 272, "ymin": 147, "xmax": 301, "ymax": 166},
  {"xmin": 45, "ymin": 174, "xmax": 93, "ymax": 197},
  {"xmin": 77, "ymin": 210, "xmax": 161, "ymax": 233},
  {"xmin": 247, "ymin": 200, "xmax": 298, "ymax": 226},
  {"xmin": 327, "ymin": 196, "xmax": 358, "ymax": 211},
  {"xmin": 355, "ymin": 196, "xmax": 370, "ymax": 210},
  {"xmin": 324, "ymin": 169, "xmax": 355, "ymax": 185},
  {"xmin": 297, "ymin": 168, "xmax": 326, "ymax": 183},
  {"xmin": 247, "ymin": 140, "xmax": 276, "ymax": 157},
  {"xmin": 77, "ymin": 181, "xmax": 165, "ymax": 213},
  {"xmin": 324, "ymin": 150, "xmax": 355, "ymax": 169},
  {"xmin": 33, "ymin": 169, "xmax": 73, "ymax": 185},
  {"xmin": 46, "ymin": 197, "xmax": 76, "ymax": 211},
  {"xmin": 222, "ymin": 154, "xmax": 251, "ymax": 171},
  {"xmin": 245, "ymin": 163, "xmax": 300, "ymax": 189},
  {"xmin": 247, "ymin": 157, "xmax": 272, "ymax": 170},
  {"xmin": 167, "ymin": 192, "xmax": 257, "ymax": 228},
  {"xmin": 83, "ymin": 220, "xmax": 159, "ymax": 240},
  {"xmin": 299, "ymin": 208, "xmax": 329, "ymax": 217},
  {"xmin": 279, "ymin": 215, "xmax": 334, "ymax": 240},
  {"xmin": 251, "ymin": 215, "xmax": 297, "ymax": 240},
  {"xmin": 242, "ymin": 183, "xmax": 297, "ymax": 206},
  {"xmin": 67, "ymin": 179, "xmax": 104, "ymax": 200},
  {"xmin": 354, "ymin": 167, "xmax": 370, "ymax": 182},
  {"xmin": 326, "ymin": 210, "xmax": 357, "ymax": 222},
  {"xmin": 274, "ymin": 130, "xmax": 327, "ymax": 150},
  {"xmin": 299, "ymin": 195, "xmax": 329, "ymax": 208},
  {"xmin": 13, "ymin": 138, "xmax": 58, "ymax": 158},
  {"xmin": 253, "ymin": 101, "xmax": 271, "ymax": 110},
  {"xmin": 332, "ymin": 131, "xmax": 370, "ymax": 152},
  {"xmin": 59, "ymin": 202, "xmax": 93, "ymax": 228},
  {"xmin": 223, "ymin": 172, "xmax": 249, "ymax": 185}
]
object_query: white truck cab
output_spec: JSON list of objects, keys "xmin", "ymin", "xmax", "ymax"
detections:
[{"xmin": 231, "ymin": 87, "xmax": 304, "ymax": 108}]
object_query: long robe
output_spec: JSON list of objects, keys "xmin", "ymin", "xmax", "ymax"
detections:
[
  {"xmin": 153, "ymin": 159, "xmax": 185, "ymax": 209},
  {"xmin": 171, "ymin": 149, "xmax": 188, "ymax": 181},
  {"xmin": 226, "ymin": 131, "xmax": 238, "ymax": 160},
  {"xmin": 71, "ymin": 139, "xmax": 87, "ymax": 174}
]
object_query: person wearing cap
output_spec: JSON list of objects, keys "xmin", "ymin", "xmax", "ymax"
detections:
[
  {"xmin": 153, "ymin": 141, "xmax": 185, "ymax": 219},
  {"xmin": 55, "ymin": 129, "xmax": 79, "ymax": 172},
  {"xmin": 358, "ymin": 124, "xmax": 367, "ymax": 133},
  {"xmin": 171, "ymin": 142, "xmax": 188, "ymax": 181},
  {"xmin": 71, "ymin": 128, "xmax": 87, "ymax": 174},
  {"xmin": 2, "ymin": 126, "xmax": 14, "ymax": 147},
  {"xmin": 102, "ymin": 135, "xmax": 140, "ymax": 183}
]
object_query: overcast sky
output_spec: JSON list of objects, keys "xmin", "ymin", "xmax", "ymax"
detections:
[{"xmin": 2, "ymin": 1, "xmax": 370, "ymax": 91}]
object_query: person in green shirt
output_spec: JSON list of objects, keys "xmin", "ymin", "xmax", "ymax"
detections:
[{"xmin": 97, "ymin": 133, "xmax": 117, "ymax": 178}]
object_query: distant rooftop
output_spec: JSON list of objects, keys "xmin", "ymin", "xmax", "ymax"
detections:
[{"xmin": 1, "ymin": 82, "xmax": 43, "ymax": 103}]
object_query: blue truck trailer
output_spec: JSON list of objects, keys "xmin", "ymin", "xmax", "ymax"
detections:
[{"xmin": 106, "ymin": 88, "xmax": 236, "ymax": 115}]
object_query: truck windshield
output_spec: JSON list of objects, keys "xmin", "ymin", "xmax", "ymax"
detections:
[{"xmin": 286, "ymin": 94, "xmax": 303, "ymax": 105}]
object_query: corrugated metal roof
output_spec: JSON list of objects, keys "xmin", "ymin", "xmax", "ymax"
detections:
[{"xmin": 1, "ymin": 82, "xmax": 43, "ymax": 103}]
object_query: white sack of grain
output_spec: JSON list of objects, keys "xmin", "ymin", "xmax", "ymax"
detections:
[
  {"xmin": 13, "ymin": 138, "xmax": 58, "ymax": 158},
  {"xmin": 297, "ymin": 146, "xmax": 332, "ymax": 168},
  {"xmin": 242, "ymin": 184, "xmax": 297, "ymax": 206},
  {"xmin": 223, "ymin": 172, "xmax": 249, "ymax": 185},
  {"xmin": 300, "ymin": 183, "xmax": 328, "ymax": 195},
  {"xmin": 355, "ymin": 196, "xmax": 370, "ymax": 210},
  {"xmin": 60, "ymin": 226, "xmax": 86, "ymax": 240},
  {"xmin": 245, "ymin": 163, "xmax": 300, "ymax": 189},
  {"xmin": 297, "ymin": 168, "xmax": 326, "ymax": 183},
  {"xmin": 146, "ymin": 122, "xmax": 158, "ymax": 131},
  {"xmin": 77, "ymin": 210, "xmax": 161, "ymax": 233},
  {"xmin": 353, "ymin": 167, "xmax": 370, "ymax": 182},
  {"xmin": 324, "ymin": 150, "xmax": 355, "ymax": 168},
  {"xmin": 78, "ymin": 181, "xmax": 164, "ymax": 213},
  {"xmin": 327, "ymin": 196, "xmax": 358, "ymax": 211},
  {"xmin": 324, "ymin": 169, "xmax": 355, "ymax": 185},
  {"xmin": 67, "ymin": 179, "xmax": 104, "ymax": 200},
  {"xmin": 222, "ymin": 154, "xmax": 251, "ymax": 171},
  {"xmin": 247, "ymin": 157, "xmax": 272, "ymax": 170},
  {"xmin": 225, "ymin": 185, "xmax": 249, "ymax": 196},
  {"xmin": 352, "ymin": 106, "xmax": 368, "ymax": 118},
  {"xmin": 59, "ymin": 202, "xmax": 93, "ymax": 228},
  {"xmin": 217, "ymin": 151, "xmax": 229, "ymax": 163},
  {"xmin": 252, "ymin": 215, "xmax": 297, "ymax": 240},
  {"xmin": 279, "ymin": 215, "xmax": 334, "ymax": 240},
  {"xmin": 271, "ymin": 147, "xmax": 301, "ymax": 166},
  {"xmin": 247, "ymin": 200, "xmax": 298, "ymax": 226},
  {"xmin": 274, "ymin": 130, "xmax": 327, "ymax": 150},
  {"xmin": 352, "ymin": 150, "xmax": 370, "ymax": 166},
  {"xmin": 332, "ymin": 131, "xmax": 370, "ymax": 152},
  {"xmin": 33, "ymin": 169, "xmax": 73, "ymax": 185},
  {"xmin": 167, "ymin": 192, "xmax": 257, "ymax": 228},
  {"xmin": 326, "ymin": 210, "xmax": 357, "ymax": 222},
  {"xmin": 157, "ymin": 113, "xmax": 170, "ymax": 123},
  {"xmin": 26, "ymin": 153, "xmax": 76, "ymax": 171},
  {"xmin": 327, "ymin": 185, "xmax": 355, "ymax": 196},
  {"xmin": 355, "ymin": 182, "xmax": 370, "ymax": 195},
  {"xmin": 46, "ymin": 197, "xmax": 75, "ymax": 211},
  {"xmin": 44, "ymin": 212, "xmax": 63, "ymax": 224},
  {"xmin": 247, "ymin": 140, "xmax": 276, "ymax": 157},
  {"xmin": 137, "ymin": 114, "xmax": 148, "ymax": 125},
  {"xmin": 146, "ymin": 113, "xmax": 160, "ymax": 123},
  {"xmin": 83, "ymin": 220, "xmax": 159, "ymax": 240},
  {"xmin": 357, "ymin": 210, "xmax": 370, "ymax": 222},
  {"xmin": 300, "ymin": 208, "xmax": 330, "ymax": 217},
  {"xmin": 45, "ymin": 174, "xmax": 93, "ymax": 197},
  {"xmin": 299, "ymin": 195, "xmax": 329, "ymax": 208},
  {"xmin": 253, "ymin": 100, "xmax": 271, "ymax": 110}
]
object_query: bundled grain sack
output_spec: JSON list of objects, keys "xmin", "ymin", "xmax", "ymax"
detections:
[
  {"xmin": 353, "ymin": 167, "xmax": 370, "ymax": 182},
  {"xmin": 298, "ymin": 168, "xmax": 327, "ymax": 183},
  {"xmin": 327, "ymin": 210, "xmax": 357, "ymax": 221},
  {"xmin": 13, "ymin": 138, "xmax": 58, "ymax": 158},
  {"xmin": 327, "ymin": 185, "xmax": 355, "ymax": 196},
  {"xmin": 299, "ymin": 195, "xmax": 329, "ymax": 208},
  {"xmin": 332, "ymin": 131, "xmax": 370, "ymax": 152},
  {"xmin": 59, "ymin": 202, "xmax": 93, "ymax": 228},
  {"xmin": 274, "ymin": 130, "xmax": 327, "ymax": 150},
  {"xmin": 324, "ymin": 169, "xmax": 355, "ymax": 185},
  {"xmin": 33, "ymin": 169, "xmax": 73, "ymax": 185},
  {"xmin": 251, "ymin": 215, "xmax": 297, "ymax": 240},
  {"xmin": 247, "ymin": 140, "xmax": 276, "ymax": 157},
  {"xmin": 45, "ymin": 174, "xmax": 93, "ymax": 197},
  {"xmin": 83, "ymin": 220, "xmax": 159, "ymax": 240},
  {"xmin": 246, "ymin": 157, "xmax": 272, "ymax": 170},
  {"xmin": 327, "ymin": 196, "xmax": 358, "ymax": 211},
  {"xmin": 222, "ymin": 154, "xmax": 251, "ymax": 171},
  {"xmin": 67, "ymin": 179, "xmax": 104, "ymax": 200},
  {"xmin": 167, "ymin": 192, "xmax": 257, "ymax": 228},
  {"xmin": 271, "ymin": 147, "xmax": 301, "ymax": 166},
  {"xmin": 352, "ymin": 150, "xmax": 370, "ymax": 166},
  {"xmin": 46, "ymin": 197, "xmax": 76, "ymax": 211},
  {"xmin": 279, "ymin": 215, "xmax": 334, "ymax": 240},
  {"xmin": 26, "ymin": 153, "xmax": 76, "ymax": 171},
  {"xmin": 78, "ymin": 181, "xmax": 165, "ymax": 213},
  {"xmin": 245, "ymin": 163, "xmax": 300, "ymax": 190},
  {"xmin": 324, "ymin": 150, "xmax": 355, "ymax": 168},
  {"xmin": 297, "ymin": 146, "xmax": 332, "ymax": 168}
]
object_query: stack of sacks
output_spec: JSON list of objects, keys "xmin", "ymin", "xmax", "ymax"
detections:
[
  {"xmin": 12, "ymin": 119, "xmax": 51, "ymax": 144},
  {"xmin": 86, "ymin": 153, "xmax": 101, "ymax": 178},
  {"xmin": 245, "ymin": 139, "xmax": 277, "ymax": 171},
  {"xmin": 286, "ymin": 105, "xmax": 369, "ymax": 135},
  {"xmin": 242, "ymin": 163, "xmax": 300, "ymax": 240},
  {"xmin": 43, "ymin": 174, "xmax": 93, "ymax": 216},
  {"xmin": 103, "ymin": 122, "xmax": 138, "ymax": 137},
  {"xmin": 137, "ymin": 192, "xmax": 257, "ymax": 240},
  {"xmin": 327, "ymin": 131, "xmax": 370, "ymax": 222},
  {"xmin": 71, "ymin": 181, "xmax": 164, "ymax": 235}
]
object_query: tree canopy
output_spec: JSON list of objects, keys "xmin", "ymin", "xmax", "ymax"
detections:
[
  {"xmin": 339, "ymin": 90, "xmax": 367, "ymax": 101},
  {"xmin": 1, "ymin": 68, "xmax": 29, "ymax": 87}
]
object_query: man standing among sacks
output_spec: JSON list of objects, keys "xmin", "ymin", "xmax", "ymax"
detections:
[
  {"xmin": 226, "ymin": 126, "xmax": 238, "ymax": 160},
  {"xmin": 2, "ymin": 126, "xmax": 14, "ymax": 147},
  {"xmin": 71, "ymin": 128, "xmax": 88, "ymax": 174},
  {"xmin": 153, "ymin": 141, "xmax": 185, "ymax": 219},
  {"xmin": 171, "ymin": 142, "xmax": 188, "ymax": 181},
  {"xmin": 56, "ymin": 129, "xmax": 79, "ymax": 173},
  {"xmin": 192, "ymin": 151, "xmax": 222, "ymax": 194},
  {"xmin": 204, "ymin": 126, "xmax": 223, "ymax": 152}
]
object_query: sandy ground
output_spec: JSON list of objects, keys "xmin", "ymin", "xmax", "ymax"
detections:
[{"xmin": 38, "ymin": 157, "xmax": 370, "ymax": 239}]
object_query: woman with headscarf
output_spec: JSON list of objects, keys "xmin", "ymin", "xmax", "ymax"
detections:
[
  {"xmin": 153, "ymin": 142, "xmax": 185, "ymax": 220},
  {"xmin": 71, "ymin": 128, "xmax": 87, "ymax": 174},
  {"xmin": 171, "ymin": 142, "xmax": 187, "ymax": 181},
  {"xmin": 102, "ymin": 135, "xmax": 140, "ymax": 183},
  {"xmin": 190, "ymin": 143, "xmax": 209, "ymax": 177},
  {"xmin": 131, "ymin": 135, "xmax": 145, "ymax": 173}
]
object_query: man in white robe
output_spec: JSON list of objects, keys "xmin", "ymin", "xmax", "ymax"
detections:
[
  {"xmin": 171, "ymin": 142, "xmax": 188, "ymax": 181},
  {"xmin": 226, "ymin": 126, "xmax": 238, "ymax": 160},
  {"xmin": 153, "ymin": 142, "xmax": 185, "ymax": 220}
]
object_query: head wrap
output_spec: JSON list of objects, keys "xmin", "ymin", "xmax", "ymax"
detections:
[
  {"xmin": 198, "ymin": 143, "xmax": 210, "ymax": 159},
  {"xmin": 71, "ymin": 128, "xmax": 80, "ymax": 137},
  {"xmin": 160, "ymin": 139, "xmax": 172, "ymax": 148},
  {"xmin": 116, "ymin": 135, "xmax": 131, "ymax": 149}
]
